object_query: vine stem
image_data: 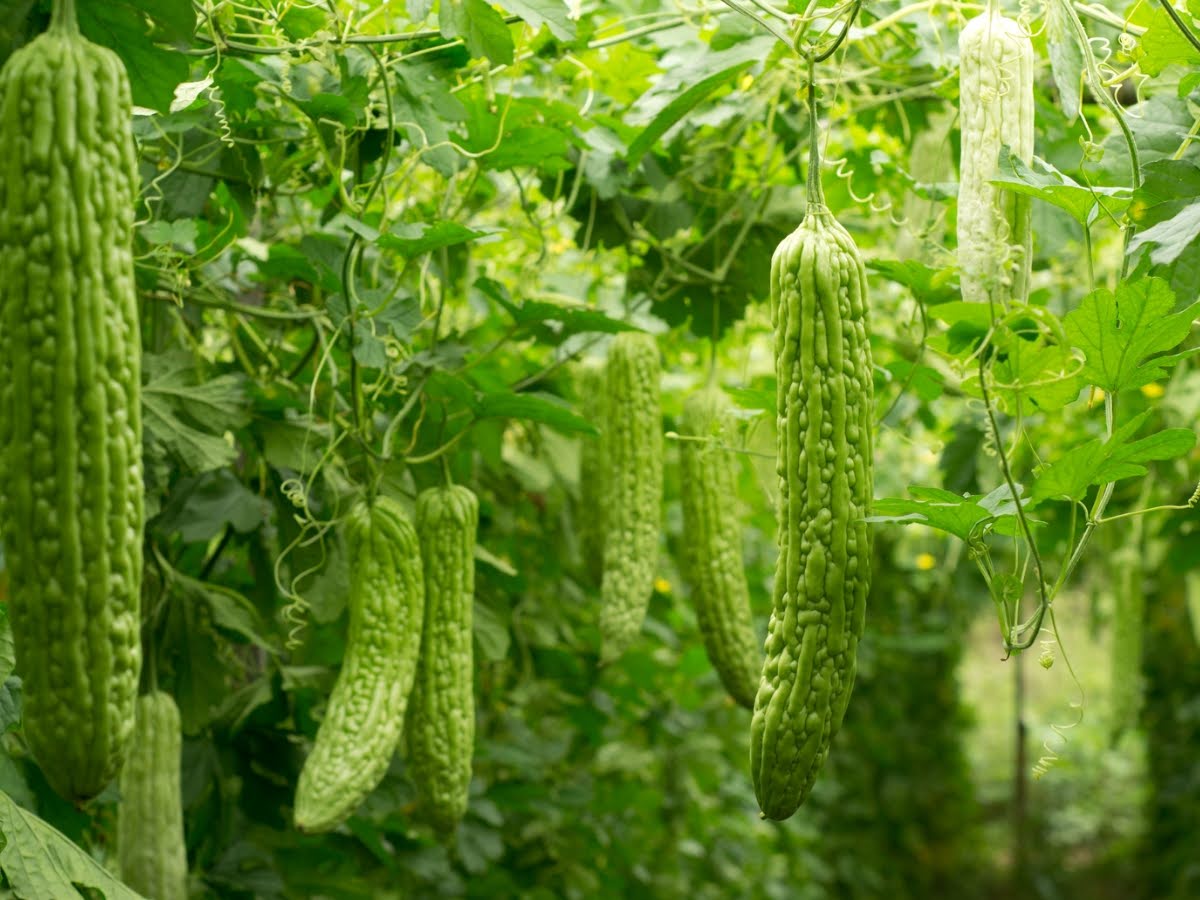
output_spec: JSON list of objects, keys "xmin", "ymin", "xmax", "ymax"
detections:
[
  {"xmin": 51, "ymin": 0, "xmax": 77, "ymax": 32},
  {"xmin": 977, "ymin": 354, "xmax": 1049, "ymax": 653},
  {"xmin": 807, "ymin": 0, "xmax": 862, "ymax": 61},
  {"xmin": 1050, "ymin": 393, "xmax": 1117, "ymax": 599}
]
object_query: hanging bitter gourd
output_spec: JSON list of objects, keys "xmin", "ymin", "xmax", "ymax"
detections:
[
  {"xmin": 575, "ymin": 360, "xmax": 608, "ymax": 584},
  {"xmin": 1110, "ymin": 544, "xmax": 1145, "ymax": 737},
  {"xmin": 751, "ymin": 83, "xmax": 873, "ymax": 821},
  {"xmin": 118, "ymin": 692, "xmax": 188, "ymax": 900},
  {"xmin": 407, "ymin": 485, "xmax": 479, "ymax": 834},
  {"xmin": 0, "ymin": 0, "xmax": 143, "ymax": 801},
  {"xmin": 294, "ymin": 496, "xmax": 425, "ymax": 832},
  {"xmin": 598, "ymin": 332, "xmax": 663, "ymax": 662},
  {"xmin": 957, "ymin": 10, "xmax": 1034, "ymax": 305},
  {"xmin": 679, "ymin": 386, "xmax": 760, "ymax": 709}
]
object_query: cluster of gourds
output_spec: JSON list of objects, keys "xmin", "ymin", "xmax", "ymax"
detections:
[
  {"xmin": 582, "ymin": 7, "xmax": 1036, "ymax": 822},
  {"xmin": 293, "ymin": 486, "xmax": 480, "ymax": 835},
  {"xmin": 293, "ymin": 487, "xmax": 480, "ymax": 836},
  {"xmin": 0, "ymin": 0, "xmax": 484, "ymax": 889},
  {"xmin": 0, "ymin": 0, "xmax": 1039, "ymax": 878}
]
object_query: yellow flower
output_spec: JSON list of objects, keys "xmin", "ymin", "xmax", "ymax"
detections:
[
  {"xmin": 1141, "ymin": 383, "xmax": 1165, "ymax": 399},
  {"xmin": 915, "ymin": 552, "xmax": 936, "ymax": 571},
  {"xmin": 654, "ymin": 577, "xmax": 671, "ymax": 594},
  {"xmin": 738, "ymin": 73, "xmax": 754, "ymax": 91}
]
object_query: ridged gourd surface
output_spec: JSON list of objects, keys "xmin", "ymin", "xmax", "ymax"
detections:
[
  {"xmin": 407, "ymin": 485, "xmax": 479, "ymax": 834},
  {"xmin": 118, "ymin": 692, "xmax": 188, "ymax": 900},
  {"xmin": 752, "ymin": 205, "xmax": 873, "ymax": 821},
  {"xmin": 0, "ymin": 10, "xmax": 143, "ymax": 801},
  {"xmin": 679, "ymin": 387, "xmax": 760, "ymax": 709},
  {"xmin": 598, "ymin": 332, "xmax": 663, "ymax": 662},
  {"xmin": 294, "ymin": 496, "xmax": 425, "ymax": 833},
  {"xmin": 957, "ymin": 12, "xmax": 1034, "ymax": 305}
]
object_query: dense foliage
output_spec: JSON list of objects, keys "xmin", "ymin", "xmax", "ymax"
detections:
[{"xmin": 0, "ymin": 0, "xmax": 1198, "ymax": 897}]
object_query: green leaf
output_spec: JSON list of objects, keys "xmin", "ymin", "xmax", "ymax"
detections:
[
  {"xmin": 442, "ymin": 0, "xmax": 515, "ymax": 65},
  {"xmin": 867, "ymin": 259, "xmax": 960, "ymax": 306},
  {"xmin": 0, "ymin": 678, "xmax": 21, "ymax": 736},
  {"xmin": 78, "ymin": 1, "xmax": 189, "ymax": 113},
  {"xmin": 140, "ymin": 218, "xmax": 199, "ymax": 246},
  {"xmin": 498, "ymin": 0, "xmax": 575, "ymax": 41},
  {"xmin": 1127, "ymin": 201, "xmax": 1200, "ymax": 265},
  {"xmin": 473, "ymin": 600, "xmax": 512, "ymax": 662},
  {"xmin": 143, "ymin": 354, "xmax": 250, "ymax": 473},
  {"xmin": 1045, "ymin": 0, "xmax": 1085, "ymax": 121},
  {"xmin": 961, "ymin": 333, "xmax": 1082, "ymax": 412},
  {"xmin": 171, "ymin": 570, "xmax": 275, "ymax": 652},
  {"xmin": 1032, "ymin": 411, "xmax": 1197, "ymax": 501},
  {"xmin": 0, "ymin": 791, "xmax": 147, "ymax": 900},
  {"xmin": 475, "ymin": 392, "xmax": 597, "ymax": 435},
  {"xmin": 119, "ymin": 0, "xmax": 195, "ymax": 41},
  {"xmin": 1063, "ymin": 277, "xmax": 1200, "ymax": 392},
  {"xmin": 867, "ymin": 485, "xmax": 1023, "ymax": 541},
  {"xmin": 376, "ymin": 223, "xmax": 484, "ymax": 260},
  {"xmin": 626, "ymin": 38, "xmax": 772, "ymax": 165},
  {"xmin": 992, "ymin": 148, "xmax": 1131, "ymax": 225},
  {"xmin": 158, "ymin": 470, "xmax": 267, "ymax": 544},
  {"xmin": 278, "ymin": 4, "xmax": 326, "ymax": 39},
  {"xmin": 1135, "ymin": 5, "xmax": 1200, "ymax": 76},
  {"xmin": 477, "ymin": 277, "xmax": 636, "ymax": 342},
  {"xmin": 0, "ymin": 608, "xmax": 12, "ymax": 685}
]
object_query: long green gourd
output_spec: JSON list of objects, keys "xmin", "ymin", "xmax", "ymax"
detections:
[
  {"xmin": 1110, "ymin": 545, "xmax": 1145, "ymax": 737},
  {"xmin": 598, "ymin": 332, "xmax": 663, "ymax": 662},
  {"xmin": 0, "ymin": 0, "xmax": 143, "ymax": 801},
  {"xmin": 679, "ymin": 386, "xmax": 760, "ymax": 709},
  {"xmin": 957, "ymin": 11, "xmax": 1034, "ymax": 305},
  {"xmin": 407, "ymin": 484, "xmax": 479, "ymax": 834},
  {"xmin": 576, "ymin": 360, "xmax": 608, "ymax": 584},
  {"xmin": 118, "ymin": 692, "xmax": 188, "ymax": 900},
  {"xmin": 751, "ymin": 83, "xmax": 873, "ymax": 821},
  {"xmin": 294, "ymin": 496, "xmax": 425, "ymax": 832}
]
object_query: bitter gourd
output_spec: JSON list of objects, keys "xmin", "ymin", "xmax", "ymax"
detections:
[
  {"xmin": 957, "ymin": 11, "xmax": 1034, "ymax": 305},
  {"xmin": 294, "ymin": 496, "xmax": 425, "ymax": 832},
  {"xmin": 576, "ymin": 360, "xmax": 608, "ymax": 585},
  {"xmin": 0, "ymin": 0, "xmax": 143, "ymax": 801},
  {"xmin": 679, "ymin": 386, "xmax": 759, "ymax": 709},
  {"xmin": 1110, "ymin": 545, "xmax": 1145, "ymax": 737},
  {"xmin": 751, "ymin": 85, "xmax": 873, "ymax": 821},
  {"xmin": 598, "ymin": 332, "xmax": 663, "ymax": 662},
  {"xmin": 117, "ymin": 692, "xmax": 187, "ymax": 900},
  {"xmin": 407, "ymin": 484, "xmax": 479, "ymax": 834}
]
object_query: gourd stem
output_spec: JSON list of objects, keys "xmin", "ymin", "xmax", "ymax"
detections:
[
  {"xmin": 805, "ymin": 63, "xmax": 825, "ymax": 210},
  {"xmin": 808, "ymin": 0, "xmax": 862, "ymax": 62},
  {"xmin": 51, "ymin": 0, "xmax": 79, "ymax": 33}
]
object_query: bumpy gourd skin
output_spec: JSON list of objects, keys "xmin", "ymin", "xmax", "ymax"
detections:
[
  {"xmin": 294, "ymin": 497, "xmax": 425, "ymax": 833},
  {"xmin": 0, "ymin": 3, "xmax": 143, "ymax": 801},
  {"xmin": 575, "ymin": 361, "xmax": 608, "ymax": 585},
  {"xmin": 598, "ymin": 332, "xmax": 663, "ymax": 663},
  {"xmin": 957, "ymin": 12, "xmax": 1034, "ymax": 305},
  {"xmin": 118, "ymin": 692, "xmax": 188, "ymax": 900},
  {"xmin": 752, "ymin": 199, "xmax": 873, "ymax": 821},
  {"xmin": 407, "ymin": 485, "xmax": 480, "ymax": 834},
  {"xmin": 679, "ymin": 387, "xmax": 760, "ymax": 709}
]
